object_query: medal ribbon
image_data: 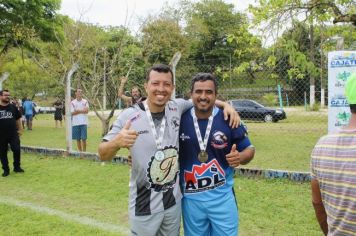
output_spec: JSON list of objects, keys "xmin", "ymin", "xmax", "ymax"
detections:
[
  {"xmin": 143, "ymin": 101, "xmax": 166, "ymax": 150},
  {"xmin": 191, "ymin": 108, "xmax": 214, "ymax": 152}
]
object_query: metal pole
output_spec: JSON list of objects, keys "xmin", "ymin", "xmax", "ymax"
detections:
[
  {"xmin": 277, "ymin": 84, "xmax": 283, "ymax": 109},
  {"xmin": 170, "ymin": 52, "xmax": 182, "ymax": 99},
  {"xmin": 65, "ymin": 63, "xmax": 79, "ymax": 153},
  {"xmin": 0, "ymin": 72, "xmax": 10, "ymax": 90},
  {"xmin": 229, "ymin": 53, "xmax": 232, "ymax": 88},
  {"xmin": 172, "ymin": 66, "xmax": 176, "ymax": 98},
  {"xmin": 320, "ymin": 40, "xmax": 324, "ymax": 108},
  {"xmin": 103, "ymin": 49, "xmax": 107, "ymax": 110}
]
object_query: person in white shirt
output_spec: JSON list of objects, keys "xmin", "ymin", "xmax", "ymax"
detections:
[{"xmin": 71, "ymin": 89, "xmax": 89, "ymax": 152}]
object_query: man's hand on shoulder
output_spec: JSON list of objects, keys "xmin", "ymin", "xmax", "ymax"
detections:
[{"xmin": 222, "ymin": 102, "xmax": 240, "ymax": 128}]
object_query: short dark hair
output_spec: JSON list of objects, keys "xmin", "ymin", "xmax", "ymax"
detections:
[
  {"xmin": 190, "ymin": 73, "xmax": 218, "ymax": 94},
  {"xmin": 0, "ymin": 89, "xmax": 9, "ymax": 96},
  {"xmin": 146, "ymin": 64, "xmax": 173, "ymax": 83},
  {"xmin": 350, "ymin": 104, "xmax": 356, "ymax": 114}
]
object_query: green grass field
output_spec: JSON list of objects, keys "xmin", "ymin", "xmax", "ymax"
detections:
[
  {"xmin": 0, "ymin": 154, "xmax": 321, "ymax": 235},
  {"xmin": 21, "ymin": 107, "xmax": 327, "ymax": 171}
]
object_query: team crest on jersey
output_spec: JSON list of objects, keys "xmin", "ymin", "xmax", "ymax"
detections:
[
  {"xmin": 211, "ymin": 130, "xmax": 228, "ymax": 149},
  {"xmin": 170, "ymin": 116, "xmax": 180, "ymax": 130},
  {"xmin": 147, "ymin": 146, "xmax": 179, "ymax": 192},
  {"xmin": 184, "ymin": 159, "xmax": 226, "ymax": 193}
]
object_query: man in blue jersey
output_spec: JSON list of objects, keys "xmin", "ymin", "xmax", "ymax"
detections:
[
  {"xmin": 22, "ymin": 98, "xmax": 34, "ymax": 130},
  {"xmin": 179, "ymin": 73, "xmax": 255, "ymax": 236}
]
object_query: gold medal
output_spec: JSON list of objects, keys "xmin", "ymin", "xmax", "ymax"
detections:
[{"xmin": 198, "ymin": 151, "xmax": 208, "ymax": 163}]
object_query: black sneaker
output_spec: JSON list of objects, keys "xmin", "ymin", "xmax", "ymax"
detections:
[
  {"xmin": 14, "ymin": 167, "xmax": 24, "ymax": 173},
  {"xmin": 2, "ymin": 170, "xmax": 9, "ymax": 177}
]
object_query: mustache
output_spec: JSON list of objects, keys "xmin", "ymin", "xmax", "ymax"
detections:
[{"xmin": 198, "ymin": 99, "xmax": 209, "ymax": 102}]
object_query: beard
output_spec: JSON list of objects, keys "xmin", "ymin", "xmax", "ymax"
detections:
[
  {"xmin": 1, "ymin": 98, "xmax": 10, "ymax": 104},
  {"xmin": 194, "ymin": 103, "xmax": 213, "ymax": 115},
  {"xmin": 132, "ymin": 94, "xmax": 141, "ymax": 101}
]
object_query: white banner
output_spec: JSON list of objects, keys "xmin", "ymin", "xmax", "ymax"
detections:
[{"xmin": 328, "ymin": 51, "xmax": 356, "ymax": 133}]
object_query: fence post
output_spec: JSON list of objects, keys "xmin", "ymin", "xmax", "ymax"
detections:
[
  {"xmin": 277, "ymin": 84, "xmax": 283, "ymax": 109},
  {"xmin": 65, "ymin": 63, "xmax": 79, "ymax": 154},
  {"xmin": 320, "ymin": 88, "xmax": 325, "ymax": 108},
  {"xmin": 304, "ymin": 91, "xmax": 307, "ymax": 111},
  {"xmin": 286, "ymin": 93, "xmax": 289, "ymax": 107},
  {"xmin": 170, "ymin": 52, "xmax": 181, "ymax": 99}
]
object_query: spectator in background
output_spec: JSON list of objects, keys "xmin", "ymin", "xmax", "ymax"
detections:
[
  {"xmin": 117, "ymin": 76, "xmax": 143, "ymax": 107},
  {"xmin": 22, "ymin": 97, "xmax": 34, "ymax": 130},
  {"xmin": 179, "ymin": 73, "xmax": 255, "ymax": 236},
  {"xmin": 311, "ymin": 73, "xmax": 356, "ymax": 235},
  {"xmin": 71, "ymin": 89, "xmax": 89, "ymax": 152},
  {"xmin": 0, "ymin": 90, "xmax": 24, "ymax": 177},
  {"xmin": 53, "ymin": 98, "xmax": 64, "ymax": 128},
  {"xmin": 20, "ymin": 98, "xmax": 26, "ymax": 129}
]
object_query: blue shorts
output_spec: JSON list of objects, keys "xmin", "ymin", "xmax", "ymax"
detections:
[
  {"xmin": 72, "ymin": 125, "xmax": 87, "ymax": 140},
  {"xmin": 182, "ymin": 190, "xmax": 238, "ymax": 236},
  {"xmin": 25, "ymin": 114, "xmax": 33, "ymax": 121}
]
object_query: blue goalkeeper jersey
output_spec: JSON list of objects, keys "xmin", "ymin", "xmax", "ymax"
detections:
[{"xmin": 179, "ymin": 107, "xmax": 252, "ymax": 201}]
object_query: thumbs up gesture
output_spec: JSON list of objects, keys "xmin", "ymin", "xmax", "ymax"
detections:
[
  {"xmin": 225, "ymin": 144, "xmax": 240, "ymax": 167},
  {"xmin": 113, "ymin": 121, "xmax": 138, "ymax": 148}
]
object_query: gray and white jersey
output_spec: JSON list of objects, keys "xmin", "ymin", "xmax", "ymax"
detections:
[{"xmin": 103, "ymin": 98, "xmax": 191, "ymax": 216}]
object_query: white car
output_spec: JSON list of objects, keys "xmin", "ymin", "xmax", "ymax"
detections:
[{"xmin": 34, "ymin": 104, "xmax": 56, "ymax": 114}]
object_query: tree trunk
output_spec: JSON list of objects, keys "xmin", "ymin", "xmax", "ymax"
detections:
[{"xmin": 101, "ymin": 119, "xmax": 110, "ymax": 137}]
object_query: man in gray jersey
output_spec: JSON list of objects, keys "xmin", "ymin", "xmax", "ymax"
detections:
[{"xmin": 98, "ymin": 64, "xmax": 238, "ymax": 236}]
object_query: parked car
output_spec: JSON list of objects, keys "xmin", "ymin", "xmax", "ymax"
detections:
[
  {"xmin": 37, "ymin": 106, "xmax": 56, "ymax": 114},
  {"xmin": 227, "ymin": 99, "xmax": 286, "ymax": 122},
  {"xmin": 34, "ymin": 103, "xmax": 56, "ymax": 114}
]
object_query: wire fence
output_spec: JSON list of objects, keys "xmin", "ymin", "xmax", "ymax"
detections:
[
  {"xmin": 173, "ymin": 57, "xmax": 328, "ymax": 171},
  {"xmin": 22, "ymin": 54, "xmax": 331, "ymax": 172}
]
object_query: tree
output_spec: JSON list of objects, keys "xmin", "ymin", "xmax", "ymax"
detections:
[
  {"xmin": 249, "ymin": 0, "xmax": 355, "ymax": 107},
  {"xmin": 1, "ymin": 49, "xmax": 54, "ymax": 98},
  {"xmin": 27, "ymin": 19, "xmax": 144, "ymax": 136},
  {"xmin": 184, "ymin": 0, "xmax": 251, "ymax": 63},
  {"xmin": 249, "ymin": 0, "xmax": 356, "ymax": 29},
  {"xmin": 0, "ymin": 0, "xmax": 63, "ymax": 58},
  {"xmin": 141, "ymin": 17, "xmax": 189, "ymax": 65}
]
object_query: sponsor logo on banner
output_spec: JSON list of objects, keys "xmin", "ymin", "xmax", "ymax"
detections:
[
  {"xmin": 330, "ymin": 95, "xmax": 348, "ymax": 107},
  {"xmin": 335, "ymin": 71, "xmax": 352, "ymax": 87},
  {"xmin": 335, "ymin": 112, "xmax": 351, "ymax": 127},
  {"xmin": 330, "ymin": 53, "xmax": 356, "ymax": 68}
]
